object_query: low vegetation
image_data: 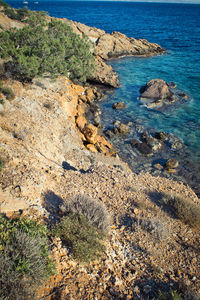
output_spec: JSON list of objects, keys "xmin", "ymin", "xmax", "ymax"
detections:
[
  {"xmin": 0, "ymin": 81, "xmax": 15, "ymax": 100},
  {"xmin": 0, "ymin": 216, "xmax": 56, "ymax": 300},
  {"xmin": 163, "ymin": 193, "xmax": 200, "ymax": 229},
  {"xmin": 54, "ymin": 195, "xmax": 110, "ymax": 263},
  {"xmin": 0, "ymin": 4, "xmax": 96, "ymax": 83},
  {"xmin": 157, "ymin": 290, "xmax": 182, "ymax": 300},
  {"xmin": 53, "ymin": 212, "xmax": 106, "ymax": 263},
  {"xmin": 60, "ymin": 194, "xmax": 111, "ymax": 232}
]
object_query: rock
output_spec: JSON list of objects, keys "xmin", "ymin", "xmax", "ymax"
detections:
[
  {"xmin": 114, "ymin": 123, "xmax": 130, "ymax": 134},
  {"xmin": 154, "ymin": 163, "xmax": 163, "ymax": 170},
  {"xmin": 89, "ymin": 56, "xmax": 120, "ymax": 88},
  {"xmin": 154, "ymin": 131, "xmax": 168, "ymax": 142},
  {"xmin": 82, "ymin": 123, "xmax": 98, "ymax": 144},
  {"xmin": 134, "ymin": 142, "xmax": 153, "ymax": 156},
  {"xmin": 104, "ymin": 129, "xmax": 114, "ymax": 139},
  {"xmin": 140, "ymin": 79, "xmax": 173, "ymax": 101},
  {"xmin": 86, "ymin": 144, "xmax": 98, "ymax": 153},
  {"xmin": 94, "ymin": 115, "xmax": 101, "ymax": 127},
  {"xmin": 76, "ymin": 115, "xmax": 87, "ymax": 131},
  {"xmin": 130, "ymin": 139, "xmax": 139, "ymax": 147},
  {"xmin": 168, "ymin": 82, "xmax": 177, "ymax": 88},
  {"xmin": 112, "ymin": 102, "xmax": 126, "ymax": 109},
  {"xmin": 141, "ymin": 132, "xmax": 163, "ymax": 151},
  {"xmin": 165, "ymin": 158, "xmax": 179, "ymax": 169}
]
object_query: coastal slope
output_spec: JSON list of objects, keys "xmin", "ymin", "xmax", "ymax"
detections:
[{"xmin": 0, "ymin": 9, "xmax": 199, "ymax": 299}]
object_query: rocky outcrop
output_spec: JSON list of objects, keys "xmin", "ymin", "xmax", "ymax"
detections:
[
  {"xmin": 62, "ymin": 19, "xmax": 165, "ymax": 88},
  {"xmin": 139, "ymin": 79, "xmax": 189, "ymax": 109}
]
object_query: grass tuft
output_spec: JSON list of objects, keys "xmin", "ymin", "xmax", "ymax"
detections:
[{"xmin": 163, "ymin": 193, "xmax": 200, "ymax": 229}]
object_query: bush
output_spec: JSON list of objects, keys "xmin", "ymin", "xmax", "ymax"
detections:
[
  {"xmin": 53, "ymin": 213, "xmax": 106, "ymax": 263},
  {"xmin": 0, "ymin": 81, "xmax": 15, "ymax": 100},
  {"xmin": 60, "ymin": 194, "xmax": 111, "ymax": 232},
  {"xmin": 0, "ymin": 216, "xmax": 56, "ymax": 299},
  {"xmin": 0, "ymin": 18, "xmax": 96, "ymax": 82},
  {"xmin": 163, "ymin": 193, "xmax": 200, "ymax": 229}
]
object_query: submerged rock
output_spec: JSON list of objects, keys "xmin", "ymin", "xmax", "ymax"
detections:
[
  {"xmin": 113, "ymin": 123, "xmax": 130, "ymax": 134},
  {"xmin": 165, "ymin": 158, "xmax": 179, "ymax": 169},
  {"xmin": 112, "ymin": 102, "xmax": 126, "ymax": 109}
]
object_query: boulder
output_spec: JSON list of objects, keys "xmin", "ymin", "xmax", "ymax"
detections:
[
  {"xmin": 165, "ymin": 158, "xmax": 179, "ymax": 169},
  {"xmin": 114, "ymin": 123, "xmax": 130, "ymax": 134},
  {"xmin": 154, "ymin": 131, "xmax": 168, "ymax": 142},
  {"xmin": 139, "ymin": 79, "xmax": 190, "ymax": 109},
  {"xmin": 140, "ymin": 79, "xmax": 173, "ymax": 101},
  {"xmin": 135, "ymin": 142, "xmax": 153, "ymax": 156},
  {"xmin": 76, "ymin": 115, "xmax": 87, "ymax": 131},
  {"xmin": 82, "ymin": 123, "xmax": 98, "ymax": 144},
  {"xmin": 112, "ymin": 102, "xmax": 126, "ymax": 109}
]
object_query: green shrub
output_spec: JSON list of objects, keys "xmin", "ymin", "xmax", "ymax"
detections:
[
  {"xmin": 163, "ymin": 193, "xmax": 200, "ymax": 229},
  {"xmin": 0, "ymin": 19, "xmax": 96, "ymax": 82},
  {"xmin": 0, "ymin": 216, "xmax": 56, "ymax": 299},
  {"xmin": 53, "ymin": 213, "xmax": 106, "ymax": 263},
  {"xmin": 60, "ymin": 194, "xmax": 111, "ymax": 232}
]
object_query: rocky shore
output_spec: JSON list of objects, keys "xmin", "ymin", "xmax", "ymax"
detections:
[{"xmin": 0, "ymin": 10, "xmax": 200, "ymax": 299}]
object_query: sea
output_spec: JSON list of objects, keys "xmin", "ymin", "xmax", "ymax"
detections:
[{"xmin": 6, "ymin": 0, "xmax": 200, "ymax": 195}]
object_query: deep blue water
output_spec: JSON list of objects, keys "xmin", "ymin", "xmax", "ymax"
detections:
[{"xmin": 6, "ymin": 1, "xmax": 200, "ymax": 188}]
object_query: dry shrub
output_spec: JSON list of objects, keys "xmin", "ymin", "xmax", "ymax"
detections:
[
  {"xmin": 60, "ymin": 194, "xmax": 111, "ymax": 232},
  {"xmin": 0, "ymin": 231, "xmax": 51, "ymax": 300},
  {"xmin": 163, "ymin": 193, "xmax": 200, "ymax": 229}
]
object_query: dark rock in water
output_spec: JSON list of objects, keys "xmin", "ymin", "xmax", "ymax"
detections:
[
  {"xmin": 134, "ymin": 142, "xmax": 153, "ymax": 155},
  {"xmin": 104, "ymin": 129, "xmax": 114, "ymax": 139},
  {"xmin": 139, "ymin": 79, "xmax": 189, "ymax": 109},
  {"xmin": 155, "ymin": 131, "xmax": 168, "ymax": 142},
  {"xmin": 140, "ymin": 79, "xmax": 173, "ymax": 101},
  {"xmin": 113, "ymin": 123, "xmax": 130, "ymax": 134},
  {"xmin": 141, "ymin": 131, "xmax": 163, "ymax": 151},
  {"xmin": 165, "ymin": 158, "xmax": 179, "ymax": 169},
  {"xmin": 168, "ymin": 82, "xmax": 177, "ymax": 88},
  {"xmin": 168, "ymin": 133, "xmax": 183, "ymax": 150},
  {"xmin": 112, "ymin": 102, "xmax": 127, "ymax": 109},
  {"xmin": 130, "ymin": 139, "xmax": 140, "ymax": 147}
]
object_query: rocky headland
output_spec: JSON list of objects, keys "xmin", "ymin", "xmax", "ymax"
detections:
[{"xmin": 0, "ymin": 8, "xmax": 200, "ymax": 300}]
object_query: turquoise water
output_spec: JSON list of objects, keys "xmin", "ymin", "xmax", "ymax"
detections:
[{"xmin": 7, "ymin": 1, "xmax": 200, "ymax": 191}]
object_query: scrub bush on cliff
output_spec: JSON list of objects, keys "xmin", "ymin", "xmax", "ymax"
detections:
[
  {"xmin": 0, "ymin": 216, "xmax": 56, "ymax": 300},
  {"xmin": 0, "ymin": 19, "xmax": 95, "ymax": 82}
]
